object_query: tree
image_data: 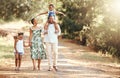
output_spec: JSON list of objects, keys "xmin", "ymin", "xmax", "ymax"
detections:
[
  {"xmin": 0, "ymin": 0, "xmax": 60, "ymax": 21},
  {"xmin": 60, "ymin": 0, "xmax": 120, "ymax": 59}
]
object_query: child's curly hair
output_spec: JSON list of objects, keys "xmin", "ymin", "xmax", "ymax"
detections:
[{"xmin": 49, "ymin": 3, "xmax": 54, "ymax": 8}]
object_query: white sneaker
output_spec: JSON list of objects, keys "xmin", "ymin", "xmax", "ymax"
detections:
[{"xmin": 48, "ymin": 67, "xmax": 53, "ymax": 71}]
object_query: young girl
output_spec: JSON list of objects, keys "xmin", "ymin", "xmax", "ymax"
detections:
[
  {"xmin": 14, "ymin": 33, "xmax": 27, "ymax": 71},
  {"xmin": 29, "ymin": 18, "xmax": 46, "ymax": 71},
  {"xmin": 37, "ymin": 3, "xmax": 65, "ymax": 34}
]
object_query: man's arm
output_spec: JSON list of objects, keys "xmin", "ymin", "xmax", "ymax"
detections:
[{"xmin": 29, "ymin": 28, "xmax": 33, "ymax": 46}]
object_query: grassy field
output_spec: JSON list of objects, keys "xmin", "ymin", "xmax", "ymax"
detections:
[{"xmin": 0, "ymin": 37, "xmax": 14, "ymax": 59}]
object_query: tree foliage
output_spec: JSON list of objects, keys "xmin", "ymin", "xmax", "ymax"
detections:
[
  {"xmin": 0, "ymin": 0, "xmax": 59, "ymax": 21},
  {"xmin": 60, "ymin": 0, "xmax": 120, "ymax": 59}
]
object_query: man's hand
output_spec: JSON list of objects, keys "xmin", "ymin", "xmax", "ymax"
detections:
[{"xmin": 44, "ymin": 32, "xmax": 48, "ymax": 35}]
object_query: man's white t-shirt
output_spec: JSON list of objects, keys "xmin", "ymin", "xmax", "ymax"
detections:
[{"xmin": 44, "ymin": 24, "xmax": 61, "ymax": 44}]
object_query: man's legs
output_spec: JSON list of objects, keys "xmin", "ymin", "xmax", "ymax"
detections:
[
  {"xmin": 46, "ymin": 43, "xmax": 53, "ymax": 70},
  {"xmin": 52, "ymin": 43, "xmax": 58, "ymax": 70}
]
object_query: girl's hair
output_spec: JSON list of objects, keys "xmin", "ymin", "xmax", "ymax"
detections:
[
  {"xmin": 49, "ymin": 3, "xmax": 54, "ymax": 7},
  {"xmin": 18, "ymin": 32, "xmax": 24, "ymax": 36},
  {"xmin": 31, "ymin": 18, "xmax": 35, "ymax": 24}
]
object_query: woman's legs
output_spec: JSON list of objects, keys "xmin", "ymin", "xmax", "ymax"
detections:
[
  {"xmin": 32, "ymin": 59, "xmax": 36, "ymax": 70},
  {"xmin": 38, "ymin": 59, "xmax": 41, "ymax": 70}
]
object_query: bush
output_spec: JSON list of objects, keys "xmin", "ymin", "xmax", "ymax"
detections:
[{"xmin": 0, "ymin": 29, "xmax": 8, "ymax": 37}]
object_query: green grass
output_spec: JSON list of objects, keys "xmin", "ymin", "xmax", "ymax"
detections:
[
  {"xmin": 0, "ymin": 37, "xmax": 14, "ymax": 59},
  {"xmin": 0, "ymin": 45, "xmax": 13, "ymax": 53}
]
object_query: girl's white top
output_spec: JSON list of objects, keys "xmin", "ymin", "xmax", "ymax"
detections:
[{"xmin": 16, "ymin": 40, "xmax": 24, "ymax": 53}]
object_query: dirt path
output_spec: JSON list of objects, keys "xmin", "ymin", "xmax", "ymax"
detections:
[
  {"xmin": 0, "ymin": 38, "xmax": 120, "ymax": 78},
  {"xmin": 0, "ymin": 21, "xmax": 120, "ymax": 78}
]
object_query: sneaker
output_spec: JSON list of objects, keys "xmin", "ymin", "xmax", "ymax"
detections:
[{"xmin": 48, "ymin": 67, "xmax": 53, "ymax": 71}]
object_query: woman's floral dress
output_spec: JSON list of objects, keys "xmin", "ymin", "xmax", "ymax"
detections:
[{"xmin": 30, "ymin": 27, "xmax": 46, "ymax": 59}]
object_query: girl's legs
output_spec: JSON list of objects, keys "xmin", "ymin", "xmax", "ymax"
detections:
[
  {"xmin": 15, "ymin": 53, "xmax": 18, "ymax": 70},
  {"xmin": 38, "ymin": 59, "xmax": 41, "ymax": 70},
  {"xmin": 32, "ymin": 59, "xmax": 36, "ymax": 70},
  {"xmin": 18, "ymin": 54, "xmax": 22, "ymax": 70}
]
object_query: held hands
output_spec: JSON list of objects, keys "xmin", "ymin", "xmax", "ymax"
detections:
[
  {"xmin": 44, "ymin": 30, "xmax": 48, "ymax": 35},
  {"xmin": 29, "ymin": 42, "xmax": 32, "ymax": 46}
]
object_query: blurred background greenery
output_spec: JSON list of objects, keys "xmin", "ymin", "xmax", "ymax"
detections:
[{"xmin": 0, "ymin": 0, "xmax": 120, "ymax": 60}]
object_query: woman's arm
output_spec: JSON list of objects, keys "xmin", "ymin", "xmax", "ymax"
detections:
[{"xmin": 29, "ymin": 28, "xmax": 33, "ymax": 46}]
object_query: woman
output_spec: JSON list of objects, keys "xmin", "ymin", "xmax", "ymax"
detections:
[{"xmin": 29, "ymin": 18, "xmax": 46, "ymax": 70}]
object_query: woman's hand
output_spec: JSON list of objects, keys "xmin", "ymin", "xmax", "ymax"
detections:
[{"xmin": 29, "ymin": 42, "xmax": 32, "ymax": 46}]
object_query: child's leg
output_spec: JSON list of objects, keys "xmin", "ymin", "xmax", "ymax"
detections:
[
  {"xmin": 53, "ymin": 20, "xmax": 59, "ymax": 33},
  {"xmin": 32, "ymin": 59, "xmax": 36, "ymax": 70},
  {"xmin": 15, "ymin": 53, "xmax": 19, "ymax": 70},
  {"xmin": 18, "ymin": 54, "xmax": 22, "ymax": 70},
  {"xmin": 38, "ymin": 59, "xmax": 41, "ymax": 70},
  {"xmin": 44, "ymin": 21, "xmax": 49, "ymax": 34}
]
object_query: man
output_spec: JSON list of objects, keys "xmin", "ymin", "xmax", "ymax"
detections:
[{"xmin": 44, "ymin": 16, "xmax": 61, "ymax": 71}]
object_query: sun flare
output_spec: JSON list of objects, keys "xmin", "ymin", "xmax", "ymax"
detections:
[
  {"xmin": 105, "ymin": 0, "xmax": 120, "ymax": 15},
  {"xmin": 111, "ymin": 0, "xmax": 120, "ymax": 13}
]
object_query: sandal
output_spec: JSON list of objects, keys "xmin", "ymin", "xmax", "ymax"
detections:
[{"xmin": 53, "ymin": 66, "xmax": 58, "ymax": 71}]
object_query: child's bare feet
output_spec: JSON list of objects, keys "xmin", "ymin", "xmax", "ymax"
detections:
[
  {"xmin": 15, "ymin": 67, "xmax": 20, "ymax": 71},
  {"xmin": 15, "ymin": 67, "xmax": 17, "ymax": 71}
]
